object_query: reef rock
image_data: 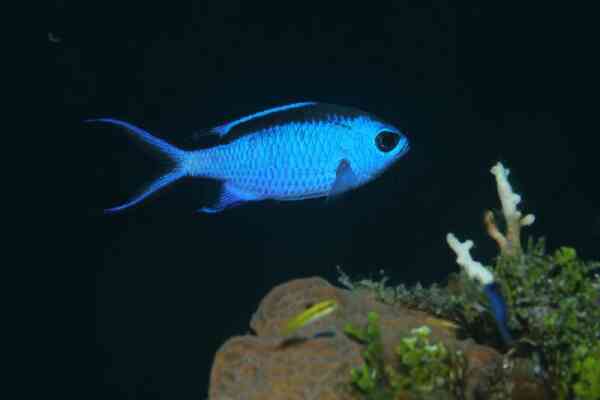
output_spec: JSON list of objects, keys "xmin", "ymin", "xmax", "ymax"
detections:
[{"xmin": 208, "ymin": 277, "xmax": 546, "ymax": 400}]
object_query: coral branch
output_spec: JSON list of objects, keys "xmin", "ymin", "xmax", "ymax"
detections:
[
  {"xmin": 483, "ymin": 210, "xmax": 508, "ymax": 250},
  {"xmin": 446, "ymin": 233, "xmax": 494, "ymax": 285},
  {"xmin": 490, "ymin": 163, "xmax": 521, "ymax": 218},
  {"xmin": 488, "ymin": 162, "xmax": 536, "ymax": 256}
]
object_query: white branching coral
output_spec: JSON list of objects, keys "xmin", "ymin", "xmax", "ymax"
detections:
[
  {"xmin": 486, "ymin": 162, "xmax": 536, "ymax": 256},
  {"xmin": 446, "ymin": 233, "xmax": 494, "ymax": 285},
  {"xmin": 490, "ymin": 163, "xmax": 535, "ymax": 227},
  {"xmin": 446, "ymin": 162, "xmax": 537, "ymax": 284}
]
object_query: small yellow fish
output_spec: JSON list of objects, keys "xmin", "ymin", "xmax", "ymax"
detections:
[
  {"xmin": 424, "ymin": 316, "xmax": 461, "ymax": 332},
  {"xmin": 283, "ymin": 300, "xmax": 339, "ymax": 336}
]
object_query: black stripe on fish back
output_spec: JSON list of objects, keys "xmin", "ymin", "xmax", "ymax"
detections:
[{"xmin": 219, "ymin": 103, "xmax": 374, "ymax": 144}]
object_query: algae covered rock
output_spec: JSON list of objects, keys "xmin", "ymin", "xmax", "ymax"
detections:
[{"xmin": 208, "ymin": 277, "xmax": 546, "ymax": 400}]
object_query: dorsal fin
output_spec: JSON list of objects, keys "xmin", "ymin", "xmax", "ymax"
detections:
[{"xmin": 212, "ymin": 102, "xmax": 317, "ymax": 137}]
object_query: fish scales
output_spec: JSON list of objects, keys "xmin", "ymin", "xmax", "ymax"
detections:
[
  {"xmin": 87, "ymin": 102, "xmax": 410, "ymax": 213},
  {"xmin": 192, "ymin": 119, "xmax": 351, "ymax": 199}
]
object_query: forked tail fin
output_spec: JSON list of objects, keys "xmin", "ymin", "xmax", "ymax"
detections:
[{"xmin": 86, "ymin": 118, "xmax": 188, "ymax": 213}]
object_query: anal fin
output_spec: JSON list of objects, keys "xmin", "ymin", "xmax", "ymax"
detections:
[{"xmin": 199, "ymin": 183, "xmax": 255, "ymax": 213}]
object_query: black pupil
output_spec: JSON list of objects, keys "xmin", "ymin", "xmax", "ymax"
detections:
[{"xmin": 376, "ymin": 131, "xmax": 400, "ymax": 152}]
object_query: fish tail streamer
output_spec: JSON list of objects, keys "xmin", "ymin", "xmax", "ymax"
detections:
[{"xmin": 86, "ymin": 118, "xmax": 189, "ymax": 213}]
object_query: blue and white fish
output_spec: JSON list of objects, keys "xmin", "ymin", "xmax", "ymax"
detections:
[{"xmin": 88, "ymin": 102, "xmax": 410, "ymax": 213}]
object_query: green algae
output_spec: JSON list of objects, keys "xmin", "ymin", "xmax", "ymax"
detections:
[
  {"xmin": 339, "ymin": 241, "xmax": 599, "ymax": 399},
  {"xmin": 339, "ymin": 242, "xmax": 600, "ymax": 399},
  {"xmin": 345, "ymin": 312, "xmax": 465, "ymax": 399},
  {"xmin": 494, "ymin": 243, "xmax": 600, "ymax": 399}
]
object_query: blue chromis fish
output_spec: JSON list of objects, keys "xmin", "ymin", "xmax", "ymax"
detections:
[{"xmin": 87, "ymin": 102, "xmax": 410, "ymax": 213}]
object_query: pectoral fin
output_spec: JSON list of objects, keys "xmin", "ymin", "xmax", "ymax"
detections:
[{"xmin": 328, "ymin": 159, "xmax": 358, "ymax": 200}]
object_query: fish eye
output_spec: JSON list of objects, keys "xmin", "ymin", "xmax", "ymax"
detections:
[{"xmin": 375, "ymin": 130, "xmax": 400, "ymax": 152}]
